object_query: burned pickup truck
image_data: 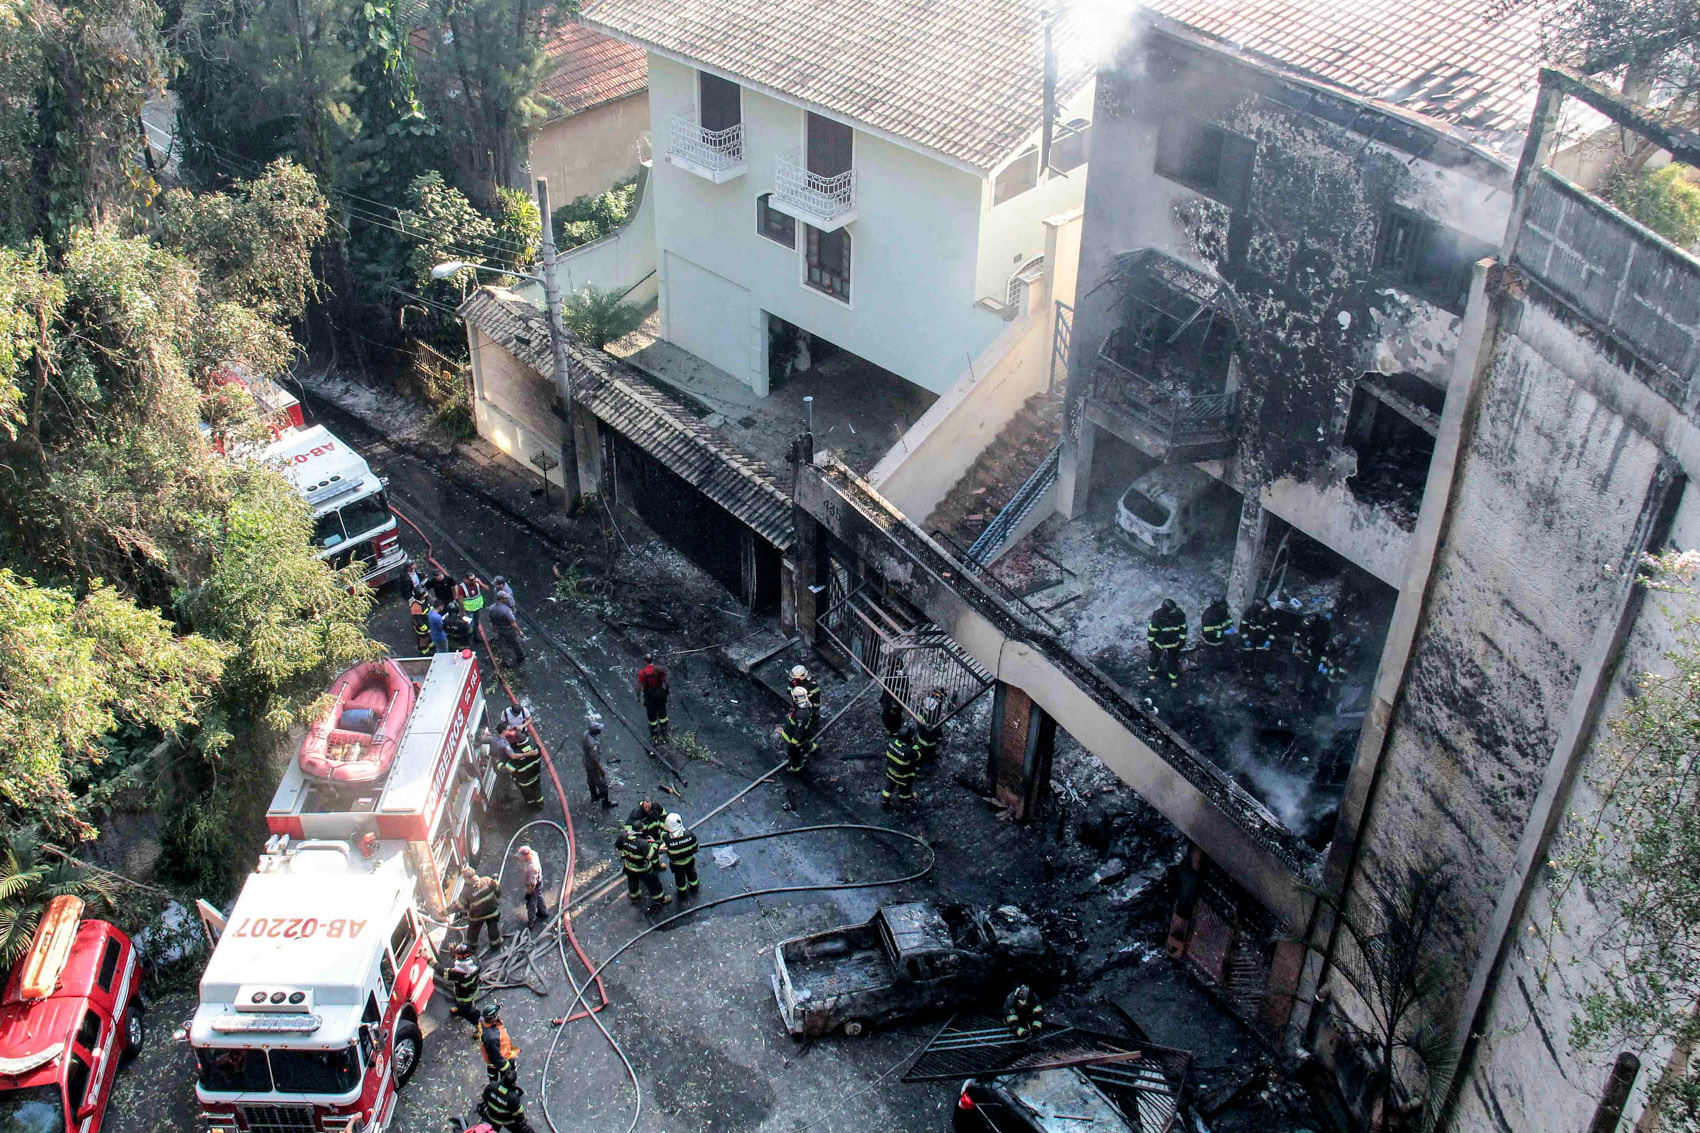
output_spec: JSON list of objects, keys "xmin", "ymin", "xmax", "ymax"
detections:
[{"xmin": 772, "ymin": 902, "xmax": 1051, "ymax": 1038}]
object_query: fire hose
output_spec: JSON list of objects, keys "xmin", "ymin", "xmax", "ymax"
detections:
[{"xmin": 389, "ymin": 496, "xmax": 935, "ymax": 1133}]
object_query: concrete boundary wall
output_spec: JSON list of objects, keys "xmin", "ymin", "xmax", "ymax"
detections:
[{"xmin": 554, "ymin": 162, "xmax": 659, "ymax": 306}]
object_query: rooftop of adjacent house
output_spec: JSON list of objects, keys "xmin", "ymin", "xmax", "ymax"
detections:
[
  {"xmin": 1147, "ymin": 0, "xmax": 1547, "ymax": 154},
  {"xmin": 539, "ymin": 20, "xmax": 648, "ymax": 120},
  {"xmin": 581, "ymin": 0, "xmax": 1096, "ymax": 172}
]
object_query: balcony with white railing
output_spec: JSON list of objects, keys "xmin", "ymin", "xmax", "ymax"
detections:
[
  {"xmin": 666, "ymin": 110, "xmax": 747, "ymax": 183},
  {"xmin": 770, "ymin": 152, "xmax": 857, "ymax": 231}
]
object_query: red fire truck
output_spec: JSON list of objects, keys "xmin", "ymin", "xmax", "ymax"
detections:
[
  {"xmin": 266, "ymin": 425, "xmax": 406, "ymax": 590},
  {"xmin": 188, "ymin": 650, "xmax": 494, "ymax": 1133},
  {"xmin": 0, "ymin": 896, "xmax": 146, "ymax": 1133}
]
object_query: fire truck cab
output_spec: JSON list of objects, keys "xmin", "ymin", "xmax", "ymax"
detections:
[
  {"xmin": 265, "ymin": 650, "xmax": 494, "ymax": 917},
  {"xmin": 265, "ymin": 425, "xmax": 406, "ymax": 589},
  {"xmin": 0, "ymin": 897, "xmax": 145, "ymax": 1133},
  {"xmin": 191, "ymin": 846, "xmax": 433, "ymax": 1133}
]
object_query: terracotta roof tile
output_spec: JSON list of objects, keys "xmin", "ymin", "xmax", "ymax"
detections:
[
  {"xmin": 539, "ymin": 21, "xmax": 649, "ymax": 119},
  {"xmin": 581, "ymin": 0, "xmax": 1095, "ymax": 172},
  {"xmin": 1146, "ymin": 0, "xmax": 1547, "ymax": 153}
]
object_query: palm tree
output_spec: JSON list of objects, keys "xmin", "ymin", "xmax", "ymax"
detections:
[
  {"xmin": 0, "ymin": 826, "xmax": 114, "ymax": 969},
  {"xmin": 561, "ymin": 285, "xmax": 646, "ymax": 350}
]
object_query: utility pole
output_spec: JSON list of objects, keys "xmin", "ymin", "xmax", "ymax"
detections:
[{"xmin": 535, "ymin": 176, "xmax": 581, "ymax": 513}]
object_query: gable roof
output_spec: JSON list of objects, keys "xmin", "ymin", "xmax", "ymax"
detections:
[
  {"xmin": 581, "ymin": 0, "xmax": 1096, "ymax": 173},
  {"xmin": 1146, "ymin": 0, "xmax": 1547, "ymax": 154},
  {"xmin": 539, "ymin": 21, "xmax": 649, "ymax": 121},
  {"xmin": 459, "ymin": 288, "xmax": 794, "ymax": 549}
]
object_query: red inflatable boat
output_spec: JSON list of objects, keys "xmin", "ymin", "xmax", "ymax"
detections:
[{"xmin": 298, "ymin": 658, "xmax": 417, "ymax": 785}]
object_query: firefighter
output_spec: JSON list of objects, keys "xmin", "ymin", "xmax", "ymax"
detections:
[
  {"xmin": 457, "ymin": 866, "xmax": 504, "ymax": 952},
  {"xmin": 787, "ymin": 664, "xmax": 822, "ymax": 712},
  {"xmin": 780, "ymin": 685, "xmax": 818, "ymax": 773},
  {"xmin": 627, "ymin": 798, "xmax": 666, "ymax": 845},
  {"xmin": 1295, "ymin": 612, "xmax": 1330, "ymax": 691},
  {"xmin": 881, "ymin": 720, "xmax": 920, "ymax": 809},
  {"xmin": 486, "ymin": 730, "xmax": 542, "ymax": 808},
  {"xmin": 1146, "ymin": 598, "xmax": 1188, "ymax": 686},
  {"xmin": 636, "ymin": 654, "xmax": 670, "ymax": 741},
  {"xmin": 439, "ymin": 942, "xmax": 481, "ymax": 1023},
  {"xmin": 410, "ymin": 587, "xmax": 435, "ymax": 655},
  {"xmin": 480, "ymin": 1068, "xmax": 535, "ymax": 1133},
  {"xmin": 1240, "ymin": 597, "xmax": 1274, "ymax": 671},
  {"xmin": 616, "ymin": 825, "xmax": 669, "ymax": 910},
  {"xmin": 1199, "ymin": 596, "xmax": 1234, "ymax": 669},
  {"xmin": 456, "ymin": 573, "xmax": 489, "ymax": 634},
  {"xmin": 1004, "ymin": 985, "xmax": 1044, "ymax": 1040},
  {"xmin": 1320, "ymin": 632, "xmax": 1349, "ymax": 686},
  {"xmin": 663, "ymin": 812, "xmax": 699, "ymax": 898},
  {"xmin": 914, "ymin": 688, "xmax": 945, "ymax": 762},
  {"xmin": 478, "ymin": 1002, "xmax": 519, "ymax": 1081}
]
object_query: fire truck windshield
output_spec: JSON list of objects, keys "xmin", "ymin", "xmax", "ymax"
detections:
[
  {"xmin": 0, "ymin": 1084, "xmax": 64, "ymax": 1132},
  {"xmin": 336, "ymin": 493, "xmax": 391, "ymax": 540},
  {"xmin": 270, "ymin": 1047, "xmax": 361, "ymax": 1094},
  {"xmin": 196, "ymin": 1047, "xmax": 273, "ymax": 1093}
]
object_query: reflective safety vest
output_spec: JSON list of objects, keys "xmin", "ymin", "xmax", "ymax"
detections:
[
  {"xmin": 457, "ymin": 581, "xmax": 487, "ymax": 613},
  {"xmin": 479, "ymin": 1021, "xmax": 519, "ymax": 1066},
  {"xmin": 664, "ymin": 830, "xmax": 698, "ymax": 868}
]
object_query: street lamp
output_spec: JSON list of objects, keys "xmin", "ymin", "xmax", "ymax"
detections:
[{"xmin": 432, "ymin": 178, "xmax": 579, "ymax": 513}]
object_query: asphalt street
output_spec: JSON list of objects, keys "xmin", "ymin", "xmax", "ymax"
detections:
[{"xmin": 102, "ymin": 393, "xmax": 1027, "ymax": 1133}]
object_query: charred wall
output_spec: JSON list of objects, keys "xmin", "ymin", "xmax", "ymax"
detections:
[{"xmin": 1067, "ymin": 23, "xmax": 1512, "ymax": 571}]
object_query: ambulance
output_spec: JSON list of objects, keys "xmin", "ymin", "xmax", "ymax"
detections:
[
  {"xmin": 264, "ymin": 425, "xmax": 406, "ymax": 589},
  {"xmin": 190, "ymin": 651, "xmax": 495, "ymax": 1132},
  {"xmin": 0, "ymin": 897, "xmax": 145, "ymax": 1133},
  {"xmin": 263, "ymin": 649, "xmax": 495, "ymax": 918}
]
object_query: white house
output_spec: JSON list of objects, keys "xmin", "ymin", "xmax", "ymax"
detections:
[{"xmin": 581, "ymin": 0, "xmax": 1096, "ymax": 399}]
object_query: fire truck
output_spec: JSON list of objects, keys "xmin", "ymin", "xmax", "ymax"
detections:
[
  {"xmin": 0, "ymin": 897, "xmax": 146, "ymax": 1133},
  {"xmin": 190, "ymin": 650, "xmax": 495, "ymax": 1133},
  {"xmin": 265, "ymin": 424, "xmax": 406, "ymax": 590}
]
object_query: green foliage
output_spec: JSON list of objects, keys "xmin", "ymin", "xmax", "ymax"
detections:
[
  {"xmin": 0, "ymin": 571, "xmax": 228, "ymax": 838},
  {"xmin": 491, "ymin": 186, "xmax": 541, "ymax": 273},
  {"xmin": 1543, "ymin": 0, "xmax": 1700, "ymax": 102},
  {"xmin": 552, "ymin": 178, "xmax": 637, "ymax": 250},
  {"xmin": 0, "ymin": 827, "xmax": 114, "ymax": 968},
  {"xmin": 1613, "ymin": 163, "xmax": 1700, "ymax": 247},
  {"xmin": 399, "ymin": 170, "xmax": 499, "ymax": 290},
  {"xmin": 1540, "ymin": 551, "xmax": 1700, "ymax": 1129},
  {"xmin": 562, "ymin": 284, "xmax": 645, "ymax": 350}
]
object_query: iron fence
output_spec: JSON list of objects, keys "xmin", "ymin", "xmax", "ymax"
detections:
[{"xmin": 816, "ymin": 579, "xmax": 992, "ymax": 728}]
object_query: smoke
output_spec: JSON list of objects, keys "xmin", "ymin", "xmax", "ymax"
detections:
[{"xmin": 1067, "ymin": 0, "xmax": 1147, "ymax": 71}]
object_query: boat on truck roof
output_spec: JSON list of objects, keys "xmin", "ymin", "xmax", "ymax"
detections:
[
  {"xmin": 263, "ymin": 424, "xmax": 406, "ymax": 588},
  {"xmin": 0, "ymin": 896, "xmax": 147, "ymax": 1133},
  {"xmin": 268, "ymin": 650, "xmax": 494, "ymax": 917}
]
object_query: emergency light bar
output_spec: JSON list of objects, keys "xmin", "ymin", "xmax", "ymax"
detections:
[
  {"xmin": 18, "ymin": 896, "xmax": 84, "ymax": 1000},
  {"xmin": 208, "ymin": 1013, "xmax": 324, "ymax": 1035}
]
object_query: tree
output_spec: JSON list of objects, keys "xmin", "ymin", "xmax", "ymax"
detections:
[
  {"xmin": 1544, "ymin": 0, "xmax": 1700, "ymax": 106},
  {"xmin": 1311, "ymin": 863, "xmax": 1460, "ymax": 1131},
  {"xmin": 0, "ymin": 571, "xmax": 228, "ymax": 838},
  {"xmin": 1540, "ymin": 551, "xmax": 1700, "ymax": 1130},
  {"xmin": 399, "ymin": 169, "xmax": 499, "ymax": 290},
  {"xmin": 562, "ymin": 284, "xmax": 644, "ymax": 350},
  {"xmin": 414, "ymin": 0, "xmax": 565, "ymax": 201},
  {"xmin": 1613, "ymin": 163, "xmax": 1700, "ymax": 247},
  {"xmin": 0, "ymin": 827, "xmax": 113, "ymax": 967}
]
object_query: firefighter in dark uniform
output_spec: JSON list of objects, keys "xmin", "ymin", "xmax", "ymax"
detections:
[
  {"xmin": 478, "ymin": 1002, "xmax": 519, "ymax": 1081},
  {"xmin": 616, "ymin": 825, "xmax": 669, "ymax": 910},
  {"xmin": 1240, "ymin": 598, "xmax": 1274, "ymax": 673},
  {"xmin": 410, "ymin": 587, "xmax": 435, "ymax": 655},
  {"xmin": 880, "ymin": 664, "xmax": 911, "ymax": 736},
  {"xmin": 1295, "ymin": 612, "xmax": 1330, "ymax": 691},
  {"xmin": 1199, "ymin": 596, "xmax": 1233, "ymax": 671},
  {"xmin": 788, "ymin": 664, "xmax": 822, "ymax": 711},
  {"xmin": 485, "ymin": 730, "xmax": 541, "ymax": 808},
  {"xmin": 439, "ymin": 942, "xmax": 482, "ymax": 1023},
  {"xmin": 780, "ymin": 686, "xmax": 818, "ymax": 773},
  {"xmin": 627, "ymin": 799, "xmax": 666, "ymax": 845},
  {"xmin": 1146, "ymin": 598, "xmax": 1188, "ymax": 686},
  {"xmin": 913, "ymin": 688, "xmax": 945, "ymax": 762},
  {"xmin": 1267, "ymin": 596, "xmax": 1304, "ymax": 672},
  {"xmin": 1320, "ymin": 633, "xmax": 1349, "ymax": 687},
  {"xmin": 663, "ymin": 813, "xmax": 699, "ymax": 898},
  {"xmin": 881, "ymin": 720, "xmax": 920, "ymax": 808},
  {"xmin": 456, "ymin": 866, "xmax": 503, "ymax": 952},
  {"xmin": 636, "ymin": 654, "xmax": 670, "ymax": 741},
  {"xmin": 480, "ymin": 1069, "xmax": 535, "ymax": 1133},
  {"xmin": 1004, "ymin": 985, "xmax": 1044, "ymax": 1039}
]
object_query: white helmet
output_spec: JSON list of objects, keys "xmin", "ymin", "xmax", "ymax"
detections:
[
  {"xmin": 664, "ymin": 813, "xmax": 685, "ymax": 837},
  {"xmin": 790, "ymin": 664, "xmax": 808, "ymax": 681},
  {"xmin": 791, "ymin": 685, "xmax": 812, "ymax": 707}
]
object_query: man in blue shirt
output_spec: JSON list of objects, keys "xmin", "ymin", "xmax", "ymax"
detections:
[{"xmin": 428, "ymin": 600, "xmax": 451, "ymax": 653}]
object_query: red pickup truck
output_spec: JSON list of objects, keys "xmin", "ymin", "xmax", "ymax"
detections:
[{"xmin": 0, "ymin": 897, "xmax": 146, "ymax": 1133}]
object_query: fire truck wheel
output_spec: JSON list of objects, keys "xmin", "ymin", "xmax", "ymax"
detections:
[
  {"xmin": 391, "ymin": 1019, "xmax": 424, "ymax": 1087},
  {"xmin": 466, "ymin": 807, "xmax": 484, "ymax": 862},
  {"xmin": 121, "ymin": 1006, "xmax": 145, "ymax": 1063}
]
